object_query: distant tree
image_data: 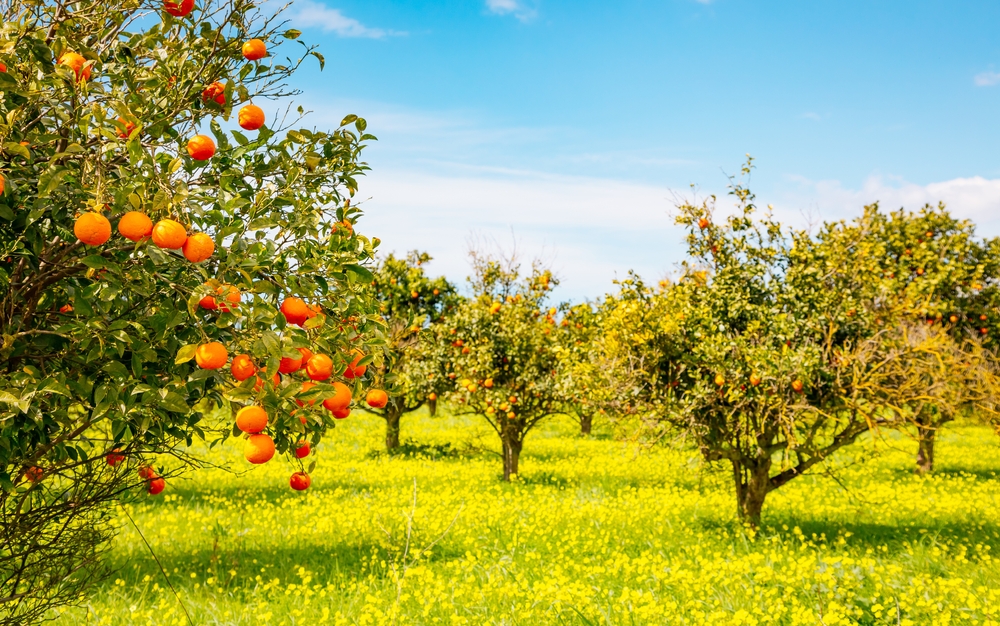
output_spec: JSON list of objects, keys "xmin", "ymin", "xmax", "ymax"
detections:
[
  {"xmin": 554, "ymin": 301, "xmax": 605, "ymax": 435},
  {"xmin": 438, "ymin": 252, "xmax": 567, "ymax": 480},
  {"xmin": 363, "ymin": 251, "xmax": 457, "ymax": 451},
  {"xmin": 599, "ymin": 159, "xmax": 998, "ymax": 526}
]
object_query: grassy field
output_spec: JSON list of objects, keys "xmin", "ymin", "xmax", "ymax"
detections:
[{"xmin": 51, "ymin": 410, "xmax": 1000, "ymax": 626}]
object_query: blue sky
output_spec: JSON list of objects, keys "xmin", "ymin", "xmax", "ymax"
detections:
[{"xmin": 274, "ymin": 0, "xmax": 1000, "ymax": 300}]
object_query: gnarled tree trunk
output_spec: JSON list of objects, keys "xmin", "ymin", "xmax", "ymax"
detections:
[
  {"xmin": 427, "ymin": 397, "xmax": 437, "ymax": 417},
  {"xmin": 501, "ymin": 428, "xmax": 523, "ymax": 481},
  {"xmin": 915, "ymin": 423, "xmax": 936, "ymax": 474},
  {"xmin": 732, "ymin": 456, "xmax": 772, "ymax": 528},
  {"xmin": 580, "ymin": 413, "xmax": 593, "ymax": 435},
  {"xmin": 384, "ymin": 398, "xmax": 404, "ymax": 452}
]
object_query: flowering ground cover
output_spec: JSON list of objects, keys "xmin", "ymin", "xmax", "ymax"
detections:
[{"xmin": 52, "ymin": 411, "xmax": 1000, "ymax": 625}]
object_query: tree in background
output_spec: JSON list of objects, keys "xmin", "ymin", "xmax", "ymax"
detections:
[
  {"xmin": 554, "ymin": 301, "xmax": 606, "ymax": 435},
  {"xmin": 439, "ymin": 252, "xmax": 567, "ymax": 480},
  {"xmin": 0, "ymin": 0, "xmax": 380, "ymax": 621},
  {"xmin": 363, "ymin": 251, "xmax": 457, "ymax": 451},
  {"xmin": 810, "ymin": 204, "xmax": 1000, "ymax": 472},
  {"xmin": 599, "ymin": 160, "xmax": 998, "ymax": 526}
]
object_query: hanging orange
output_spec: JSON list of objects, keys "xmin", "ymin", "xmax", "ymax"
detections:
[
  {"xmin": 201, "ymin": 81, "xmax": 226, "ymax": 105},
  {"xmin": 151, "ymin": 219, "xmax": 187, "ymax": 249},
  {"xmin": 147, "ymin": 477, "xmax": 166, "ymax": 495},
  {"xmin": 75, "ymin": 212, "xmax": 111, "ymax": 246},
  {"xmin": 242, "ymin": 39, "xmax": 267, "ymax": 61},
  {"xmin": 235, "ymin": 406, "xmax": 268, "ymax": 434},
  {"xmin": 280, "ymin": 297, "xmax": 310, "ymax": 326},
  {"xmin": 183, "ymin": 232, "xmax": 214, "ymax": 262},
  {"xmin": 322, "ymin": 382, "xmax": 352, "ymax": 412},
  {"xmin": 58, "ymin": 52, "xmax": 91, "ymax": 82},
  {"xmin": 278, "ymin": 352, "xmax": 303, "ymax": 374},
  {"xmin": 164, "ymin": 0, "xmax": 194, "ymax": 17},
  {"xmin": 195, "ymin": 342, "xmax": 228, "ymax": 369},
  {"xmin": 118, "ymin": 211, "xmax": 153, "ymax": 241},
  {"xmin": 244, "ymin": 434, "xmax": 275, "ymax": 464},
  {"xmin": 231, "ymin": 354, "xmax": 257, "ymax": 381},
  {"xmin": 238, "ymin": 104, "xmax": 265, "ymax": 131},
  {"xmin": 305, "ymin": 354, "xmax": 333, "ymax": 381},
  {"xmin": 289, "ymin": 472, "xmax": 311, "ymax": 491},
  {"xmin": 366, "ymin": 389, "xmax": 388, "ymax": 409},
  {"xmin": 186, "ymin": 135, "xmax": 215, "ymax": 161}
]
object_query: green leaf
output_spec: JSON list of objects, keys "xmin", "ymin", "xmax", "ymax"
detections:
[
  {"xmin": 4, "ymin": 142, "xmax": 30, "ymax": 160},
  {"xmin": 311, "ymin": 51, "xmax": 325, "ymax": 70},
  {"xmin": 283, "ymin": 29, "xmax": 302, "ymax": 39},
  {"xmin": 161, "ymin": 392, "xmax": 189, "ymax": 413},
  {"xmin": 345, "ymin": 264, "xmax": 374, "ymax": 283},
  {"xmin": 175, "ymin": 344, "xmax": 198, "ymax": 364},
  {"xmin": 38, "ymin": 167, "xmax": 70, "ymax": 197},
  {"xmin": 81, "ymin": 255, "xmax": 108, "ymax": 270}
]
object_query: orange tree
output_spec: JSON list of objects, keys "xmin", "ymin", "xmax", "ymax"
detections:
[
  {"xmin": 0, "ymin": 0, "xmax": 381, "ymax": 621},
  {"xmin": 435, "ymin": 253, "xmax": 566, "ymax": 480},
  {"xmin": 361, "ymin": 251, "xmax": 457, "ymax": 451},
  {"xmin": 600, "ymin": 161, "xmax": 994, "ymax": 526},
  {"xmin": 809, "ymin": 204, "xmax": 1000, "ymax": 472},
  {"xmin": 553, "ymin": 301, "xmax": 605, "ymax": 435}
]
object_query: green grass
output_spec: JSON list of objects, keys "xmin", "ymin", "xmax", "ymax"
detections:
[{"xmin": 51, "ymin": 410, "xmax": 1000, "ymax": 625}]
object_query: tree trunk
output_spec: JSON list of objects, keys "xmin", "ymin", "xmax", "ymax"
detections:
[
  {"xmin": 732, "ymin": 457, "xmax": 772, "ymax": 528},
  {"xmin": 385, "ymin": 405, "xmax": 402, "ymax": 452},
  {"xmin": 580, "ymin": 413, "xmax": 593, "ymax": 435},
  {"xmin": 916, "ymin": 425, "xmax": 935, "ymax": 474},
  {"xmin": 427, "ymin": 398, "xmax": 437, "ymax": 417},
  {"xmin": 501, "ymin": 433, "xmax": 523, "ymax": 481}
]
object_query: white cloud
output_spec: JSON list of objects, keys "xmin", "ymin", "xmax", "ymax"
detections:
[
  {"xmin": 772, "ymin": 173, "xmax": 1000, "ymax": 235},
  {"xmin": 288, "ymin": 1, "xmax": 402, "ymax": 38},
  {"xmin": 974, "ymin": 71, "xmax": 1000, "ymax": 87},
  {"xmin": 800, "ymin": 112, "xmax": 823, "ymax": 121},
  {"xmin": 485, "ymin": 0, "xmax": 537, "ymax": 22}
]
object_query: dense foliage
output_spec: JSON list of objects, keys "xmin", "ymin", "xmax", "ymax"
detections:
[{"xmin": 0, "ymin": 0, "xmax": 380, "ymax": 620}]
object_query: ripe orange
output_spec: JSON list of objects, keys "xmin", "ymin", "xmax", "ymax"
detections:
[
  {"xmin": 0, "ymin": 62, "xmax": 6, "ymax": 72},
  {"xmin": 138, "ymin": 466, "xmax": 156, "ymax": 480},
  {"xmin": 714, "ymin": 374, "xmax": 725, "ymax": 387},
  {"xmin": 0, "ymin": 173, "xmax": 4, "ymax": 195},
  {"xmin": 58, "ymin": 52, "xmax": 91, "ymax": 82},
  {"xmin": 235, "ymin": 406, "xmax": 268, "ymax": 434},
  {"xmin": 289, "ymin": 472, "xmax": 311, "ymax": 491},
  {"xmin": 74, "ymin": 212, "xmax": 111, "ymax": 246},
  {"xmin": 164, "ymin": 0, "xmax": 194, "ymax": 17},
  {"xmin": 343, "ymin": 350, "xmax": 367, "ymax": 379},
  {"xmin": 980, "ymin": 314, "xmax": 988, "ymax": 322},
  {"xmin": 332, "ymin": 406, "xmax": 350, "ymax": 419},
  {"xmin": 231, "ymin": 354, "xmax": 256, "ymax": 381},
  {"xmin": 182, "ymin": 232, "xmax": 215, "ymax": 262},
  {"xmin": 238, "ymin": 104, "xmax": 265, "ymax": 131},
  {"xmin": 295, "ymin": 348, "xmax": 313, "ymax": 367},
  {"xmin": 949, "ymin": 315, "xmax": 959, "ymax": 324},
  {"xmin": 279, "ymin": 352, "xmax": 303, "ymax": 374},
  {"xmin": 151, "ymin": 219, "xmax": 187, "ymax": 249},
  {"xmin": 200, "ymin": 284, "xmax": 241, "ymax": 311},
  {"xmin": 280, "ymin": 297, "xmax": 310, "ymax": 326},
  {"xmin": 322, "ymin": 382, "xmax": 352, "ymax": 412},
  {"xmin": 242, "ymin": 38, "xmax": 267, "ymax": 61},
  {"xmin": 791, "ymin": 379, "xmax": 804, "ymax": 393},
  {"xmin": 187, "ymin": 135, "xmax": 216, "ymax": 161},
  {"xmin": 106, "ymin": 449, "xmax": 125, "ymax": 466},
  {"xmin": 366, "ymin": 389, "xmax": 388, "ymax": 408},
  {"xmin": 294, "ymin": 441, "xmax": 311, "ymax": 458},
  {"xmin": 428, "ymin": 392, "xmax": 437, "ymax": 401},
  {"xmin": 244, "ymin": 434, "xmax": 275, "ymax": 464},
  {"xmin": 147, "ymin": 477, "xmax": 166, "ymax": 495},
  {"xmin": 253, "ymin": 369, "xmax": 281, "ymax": 391},
  {"xmin": 59, "ymin": 304, "xmax": 73, "ymax": 314},
  {"xmin": 306, "ymin": 354, "xmax": 333, "ymax": 381},
  {"xmin": 24, "ymin": 466, "xmax": 43, "ymax": 483},
  {"xmin": 117, "ymin": 117, "xmax": 137, "ymax": 139},
  {"xmin": 749, "ymin": 374, "xmax": 761, "ymax": 386},
  {"xmin": 118, "ymin": 211, "xmax": 153, "ymax": 241},
  {"xmin": 698, "ymin": 218, "xmax": 709, "ymax": 229},
  {"xmin": 201, "ymin": 81, "xmax": 226, "ymax": 105},
  {"xmin": 296, "ymin": 381, "xmax": 317, "ymax": 407},
  {"xmin": 195, "ymin": 342, "xmax": 228, "ymax": 369}
]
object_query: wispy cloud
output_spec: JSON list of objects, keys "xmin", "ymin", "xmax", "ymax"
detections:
[
  {"xmin": 485, "ymin": 0, "xmax": 538, "ymax": 22},
  {"xmin": 800, "ymin": 112, "xmax": 823, "ymax": 121},
  {"xmin": 288, "ymin": 1, "xmax": 404, "ymax": 38},
  {"xmin": 974, "ymin": 71, "xmax": 1000, "ymax": 87}
]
